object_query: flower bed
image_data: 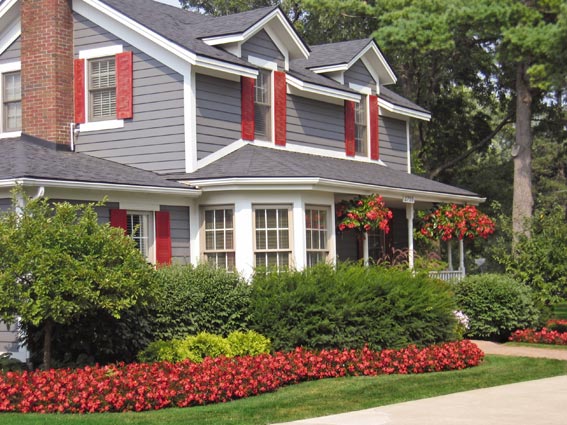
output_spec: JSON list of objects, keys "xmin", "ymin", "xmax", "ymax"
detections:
[
  {"xmin": 509, "ymin": 327, "xmax": 567, "ymax": 345},
  {"xmin": 0, "ymin": 340, "xmax": 483, "ymax": 414}
]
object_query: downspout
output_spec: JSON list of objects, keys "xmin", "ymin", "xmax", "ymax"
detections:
[{"xmin": 403, "ymin": 197, "xmax": 415, "ymax": 270}]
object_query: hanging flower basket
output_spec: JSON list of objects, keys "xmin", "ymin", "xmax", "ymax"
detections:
[
  {"xmin": 336, "ymin": 194, "xmax": 393, "ymax": 233},
  {"xmin": 417, "ymin": 204, "xmax": 495, "ymax": 241}
]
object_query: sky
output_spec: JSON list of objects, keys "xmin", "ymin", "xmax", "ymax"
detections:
[{"xmin": 153, "ymin": 0, "xmax": 181, "ymax": 7}]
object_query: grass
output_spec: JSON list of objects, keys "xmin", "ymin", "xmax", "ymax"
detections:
[
  {"xmin": 506, "ymin": 342, "xmax": 567, "ymax": 350},
  {"xmin": 2, "ymin": 355, "xmax": 566, "ymax": 425}
]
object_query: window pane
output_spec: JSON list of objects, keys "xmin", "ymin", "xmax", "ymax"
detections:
[
  {"xmin": 278, "ymin": 209, "xmax": 288, "ymax": 227},
  {"xmin": 306, "ymin": 230, "xmax": 312, "ymax": 249},
  {"xmin": 90, "ymin": 58, "xmax": 116, "ymax": 89},
  {"xmin": 5, "ymin": 102, "xmax": 21, "ymax": 131},
  {"xmin": 279, "ymin": 230, "xmax": 289, "ymax": 249},
  {"xmin": 226, "ymin": 230, "xmax": 234, "ymax": 250},
  {"xmin": 256, "ymin": 230, "xmax": 266, "ymax": 250},
  {"xmin": 225, "ymin": 209, "xmax": 233, "ymax": 227},
  {"xmin": 215, "ymin": 210, "xmax": 225, "ymax": 229},
  {"xmin": 92, "ymin": 89, "xmax": 116, "ymax": 118},
  {"xmin": 266, "ymin": 209, "xmax": 277, "ymax": 227},
  {"xmin": 203, "ymin": 208, "xmax": 235, "ymax": 271},
  {"xmin": 267, "ymin": 229, "xmax": 278, "ymax": 249},
  {"xmin": 205, "ymin": 231, "xmax": 215, "ymax": 250},
  {"xmin": 205, "ymin": 210, "xmax": 215, "ymax": 229},
  {"xmin": 256, "ymin": 209, "xmax": 265, "ymax": 228},
  {"xmin": 4, "ymin": 72, "xmax": 21, "ymax": 102}
]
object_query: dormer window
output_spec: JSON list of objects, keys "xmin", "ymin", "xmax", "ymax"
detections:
[
  {"xmin": 354, "ymin": 97, "xmax": 367, "ymax": 155},
  {"xmin": 89, "ymin": 57, "xmax": 116, "ymax": 122},
  {"xmin": 3, "ymin": 71, "xmax": 21, "ymax": 132},
  {"xmin": 254, "ymin": 69, "xmax": 271, "ymax": 139}
]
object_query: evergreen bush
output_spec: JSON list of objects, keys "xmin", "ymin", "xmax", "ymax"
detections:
[
  {"xmin": 227, "ymin": 330, "xmax": 271, "ymax": 357},
  {"xmin": 150, "ymin": 264, "xmax": 251, "ymax": 340},
  {"xmin": 250, "ymin": 264, "xmax": 457, "ymax": 351},
  {"xmin": 454, "ymin": 274, "xmax": 541, "ymax": 341}
]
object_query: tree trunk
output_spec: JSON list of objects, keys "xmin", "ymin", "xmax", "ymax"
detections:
[
  {"xmin": 512, "ymin": 62, "xmax": 534, "ymax": 241},
  {"xmin": 43, "ymin": 319, "xmax": 53, "ymax": 370}
]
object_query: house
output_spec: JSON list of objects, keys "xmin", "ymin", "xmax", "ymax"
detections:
[{"xmin": 0, "ymin": 0, "xmax": 483, "ymax": 361}]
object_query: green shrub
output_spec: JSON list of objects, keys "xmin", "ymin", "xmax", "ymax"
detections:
[
  {"xmin": 0, "ymin": 353, "xmax": 26, "ymax": 372},
  {"xmin": 182, "ymin": 332, "xmax": 233, "ymax": 361},
  {"xmin": 137, "ymin": 339, "xmax": 190, "ymax": 363},
  {"xmin": 150, "ymin": 264, "xmax": 251, "ymax": 340},
  {"xmin": 454, "ymin": 274, "xmax": 540, "ymax": 341},
  {"xmin": 227, "ymin": 330, "xmax": 271, "ymax": 357},
  {"xmin": 250, "ymin": 263, "xmax": 457, "ymax": 351}
]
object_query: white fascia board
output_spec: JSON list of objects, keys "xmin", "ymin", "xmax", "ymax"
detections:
[
  {"xmin": 309, "ymin": 64, "xmax": 349, "ymax": 74},
  {"xmin": 354, "ymin": 43, "xmax": 396, "ymax": 85},
  {"xmin": 379, "ymin": 97, "xmax": 431, "ymax": 121},
  {"xmin": 196, "ymin": 139, "xmax": 248, "ymax": 170},
  {"xmin": 180, "ymin": 176, "xmax": 484, "ymax": 204},
  {"xmin": 0, "ymin": 17, "xmax": 19, "ymax": 55},
  {"xmin": 0, "ymin": 0, "xmax": 18, "ymax": 20},
  {"xmin": 0, "ymin": 178, "xmax": 201, "ymax": 196},
  {"xmin": 203, "ymin": 9, "xmax": 309, "ymax": 59},
  {"xmin": 286, "ymin": 74, "xmax": 360, "ymax": 102},
  {"xmin": 195, "ymin": 55, "xmax": 258, "ymax": 78}
]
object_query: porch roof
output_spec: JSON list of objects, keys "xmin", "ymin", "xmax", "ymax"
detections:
[{"xmin": 165, "ymin": 144, "xmax": 482, "ymax": 203}]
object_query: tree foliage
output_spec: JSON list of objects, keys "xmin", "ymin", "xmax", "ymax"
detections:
[{"xmin": 0, "ymin": 189, "xmax": 156, "ymax": 368}]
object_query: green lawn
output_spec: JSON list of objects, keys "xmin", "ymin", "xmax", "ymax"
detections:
[
  {"xmin": 2, "ymin": 355, "xmax": 566, "ymax": 425},
  {"xmin": 506, "ymin": 342, "xmax": 567, "ymax": 350}
]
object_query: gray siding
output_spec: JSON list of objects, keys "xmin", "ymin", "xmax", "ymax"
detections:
[
  {"xmin": 0, "ymin": 37, "xmax": 20, "ymax": 65},
  {"xmin": 380, "ymin": 116, "xmax": 408, "ymax": 171},
  {"xmin": 50, "ymin": 200, "xmax": 118, "ymax": 225},
  {"xmin": 241, "ymin": 30, "xmax": 285, "ymax": 70},
  {"xmin": 161, "ymin": 205, "xmax": 190, "ymax": 264},
  {"xmin": 286, "ymin": 95, "xmax": 344, "ymax": 151},
  {"xmin": 196, "ymin": 74, "xmax": 241, "ymax": 160},
  {"xmin": 0, "ymin": 198, "xmax": 11, "ymax": 211},
  {"xmin": 0, "ymin": 321, "xmax": 19, "ymax": 355},
  {"xmin": 344, "ymin": 60, "xmax": 376, "ymax": 94},
  {"xmin": 73, "ymin": 13, "xmax": 185, "ymax": 174}
]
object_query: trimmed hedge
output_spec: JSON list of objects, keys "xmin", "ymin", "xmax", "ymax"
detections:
[
  {"xmin": 250, "ymin": 264, "xmax": 457, "ymax": 351},
  {"xmin": 150, "ymin": 264, "xmax": 251, "ymax": 340},
  {"xmin": 454, "ymin": 274, "xmax": 541, "ymax": 341}
]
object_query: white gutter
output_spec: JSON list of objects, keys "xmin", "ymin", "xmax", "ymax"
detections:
[
  {"xmin": 0, "ymin": 178, "xmax": 202, "ymax": 197},
  {"xmin": 379, "ymin": 98, "xmax": 431, "ymax": 121},
  {"xmin": 179, "ymin": 177, "xmax": 485, "ymax": 204},
  {"xmin": 286, "ymin": 74, "xmax": 360, "ymax": 102}
]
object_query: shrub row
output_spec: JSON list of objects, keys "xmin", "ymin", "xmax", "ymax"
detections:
[
  {"xmin": 250, "ymin": 264, "xmax": 458, "ymax": 351},
  {"xmin": 509, "ymin": 328, "xmax": 567, "ymax": 345},
  {"xmin": 138, "ymin": 331, "xmax": 271, "ymax": 363},
  {"xmin": 0, "ymin": 340, "xmax": 484, "ymax": 414}
]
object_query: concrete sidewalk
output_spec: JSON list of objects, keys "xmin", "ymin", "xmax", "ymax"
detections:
[{"xmin": 273, "ymin": 375, "xmax": 567, "ymax": 425}]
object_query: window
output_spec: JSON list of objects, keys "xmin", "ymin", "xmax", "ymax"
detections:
[
  {"xmin": 3, "ymin": 71, "xmax": 21, "ymax": 132},
  {"xmin": 254, "ymin": 69, "xmax": 271, "ymax": 139},
  {"xmin": 126, "ymin": 213, "xmax": 149, "ymax": 259},
  {"xmin": 355, "ymin": 97, "xmax": 367, "ymax": 155},
  {"xmin": 305, "ymin": 208, "xmax": 329, "ymax": 266},
  {"xmin": 89, "ymin": 57, "xmax": 116, "ymax": 121},
  {"xmin": 254, "ymin": 207, "xmax": 291, "ymax": 269},
  {"xmin": 203, "ymin": 207, "xmax": 235, "ymax": 271}
]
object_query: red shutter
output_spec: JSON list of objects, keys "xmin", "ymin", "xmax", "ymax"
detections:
[
  {"xmin": 109, "ymin": 209, "xmax": 128, "ymax": 233},
  {"xmin": 344, "ymin": 100, "xmax": 355, "ymax": 156},
  {"xmin": 273, "ymin": 71, "xmax": 287, "ymax": 146},
  {"xmin": 74, "ymin": 59, "xmax": 86, "ymax": 124},
  {"xmin": 241, "ymin": 76, "xmax": 255, "ymax": 141},
  {"xmin": 369, "ymin": 95, "xmax": 379, "ymax": 160},
  {"xmin": 116, "ymin": 51, "xmax": 133, "ymax": 120},
  {"xmin": 155, "ymin": 211, "xmax": 172, "ymax": 266}
]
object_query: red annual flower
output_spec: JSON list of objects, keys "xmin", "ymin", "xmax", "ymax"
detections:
[
  {"xmin": 336, "ymin": 194, "xmax": 393, "ymax": 234},
  {"xmin": 417, "ymin": 204, "xmax": 495, "ymax": 241}
]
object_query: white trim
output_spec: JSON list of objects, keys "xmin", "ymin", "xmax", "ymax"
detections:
[
  {"xmin": 264, "ymin": 26, "xmax": 289, "ymax": 71},
  {"xmin": 286, "ymin": 74, "xmax": 360, "ymax": 102},
  {"xmin": 379, "ymin": 97, "xmax": 431, "ymax": 121},
  {"xmin": 0, "ymin": 17, "xmax": 20, "ymax": 55},
  {"xmin": 0, "ymin": 0, "xmax": 18, "ymax": 20},
  {"xmin": 79, "ymin": 44, "xmax": 123, "ymax": 59},
  {"xmin": 79, "ymin": 119, "xmax": 124, "ymax": 132},
  {"xmin": 223, "ymin": 42, "xmax": 242, "ymax": 57},
  {"xmin": 194, "ymin": 55, "xmax": 258, "ymax": 78},
  {"xmin": 197, "ymin": 139, "xmax": 248, "ymax": 169},
  {"xmin": 308, "ymin": 64, "xmax": 349, "ymax": 73},
  {"xmin": 0, "ymin": 178, "xmax": 201, "ymax": 196},
  {"xmin": 185, "ymin": 66, "xmax": 197, "ymax": 172},
  {"xmin": 349, "ymin": 82, "xmax": 372, "ymax": 95},
  {"xmin": 181, "ymin": 176, "xmax": 484, "ymax": 204},
  {"xmin": 361, "ymin": 55, "xmax": 380, "ymax": 93},
  {"xmin": 203, "ymin": 9, "xmax": 309, "ymax": 59},
  {"xmin": 247, "ymin": 55, "xmax": 277, "ymax": 71},
  {"xmin": 0, "ymin": 61, "xmax": 19, "ymax": 73},
  {"xmin": 0, "ymin": 130, "xmax": 20, "ymax": 139}
]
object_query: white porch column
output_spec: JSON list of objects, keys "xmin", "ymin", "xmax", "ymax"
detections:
[
  {"xmin": 459, "ymin": 238, "xmax": 466, "ymax": 275},
  {"xmin": 403, "ymin": 197, "xmax": 415, "ymax": 270},
  {"xmin": 362, "ymin": 232, "xmax": 369, "ymax": 266},
  {"xmin": 234, "ymin": 199, "xmax": 254, "ymax": 280},
  {"xmin": 292, "ymin": 197, "xmax": 306, "ymax": 271},
  {"xmin": 189, "ymin": 200, "xmax": 201, "ymax": 266}
]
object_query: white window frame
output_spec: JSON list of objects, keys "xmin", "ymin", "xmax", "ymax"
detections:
[
  {"xmin": 253, "ymin": 205, "xmax": 293, "ymax": 269},
  {"xmin": 354, "ymin": 96, "xmax": 368, "ymax": 156},
  {"xmin": 0, "ymin": 61, "xmax": 21, "ymax": 138},
  {"xmin": 125, "ymin": 211, "xmax": 154, "ymax": 263},
  {"xmin": 248, "ymin": 55, "xmax": 277, "ymax": 142},
  {"xmin": 305, "ymin": 206, "xmax": 331, "ymax": 267},
  {"xmin": 78, "ymin": 45, "xmax": 124, "ymax": 132},
  {"xmin": 201, "ymin": 205, "xmax": 236, "ymax": 271}
]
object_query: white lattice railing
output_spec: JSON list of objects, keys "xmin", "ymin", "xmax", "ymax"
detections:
[{"xmin": 429, "ymin": 270, "xmax": 465, "ymax": 282}]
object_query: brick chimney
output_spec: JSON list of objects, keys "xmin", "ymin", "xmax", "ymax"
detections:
[{"xmin": 21, "ymin": 0, "xmax": 74, "ymax": 146}]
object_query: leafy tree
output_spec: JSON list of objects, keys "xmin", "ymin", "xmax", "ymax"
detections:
[{"xmin": 0, "ymin": 189, "xmax": 156, "ymax": 369}]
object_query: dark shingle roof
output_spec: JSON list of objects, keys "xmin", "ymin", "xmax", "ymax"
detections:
[
  {"xmin": 165, "ymin": 144, "xmax": 478, "ymax": 198},
  {"xmin": 189, "ymin": 6, "xmax": 279, "ymax": 38},
  {"xmin": 380, "ymin": 86, "xmax": 430, "ymax": 115},
  {"xmin": 302, "ymin": 39, "xmax": 373, "ymax": 69},
  {"xmin": 288, "ymin": 64, "xmax": 358, "ymax": 95},
  {"xmin": 0, "ymin": 134, "xmax": 194, "ymax": 190}
]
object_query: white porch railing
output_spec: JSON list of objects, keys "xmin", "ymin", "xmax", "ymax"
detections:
[{"xmin": 429, "ymin": 270, "xmax": 465, "ymax": 282}]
